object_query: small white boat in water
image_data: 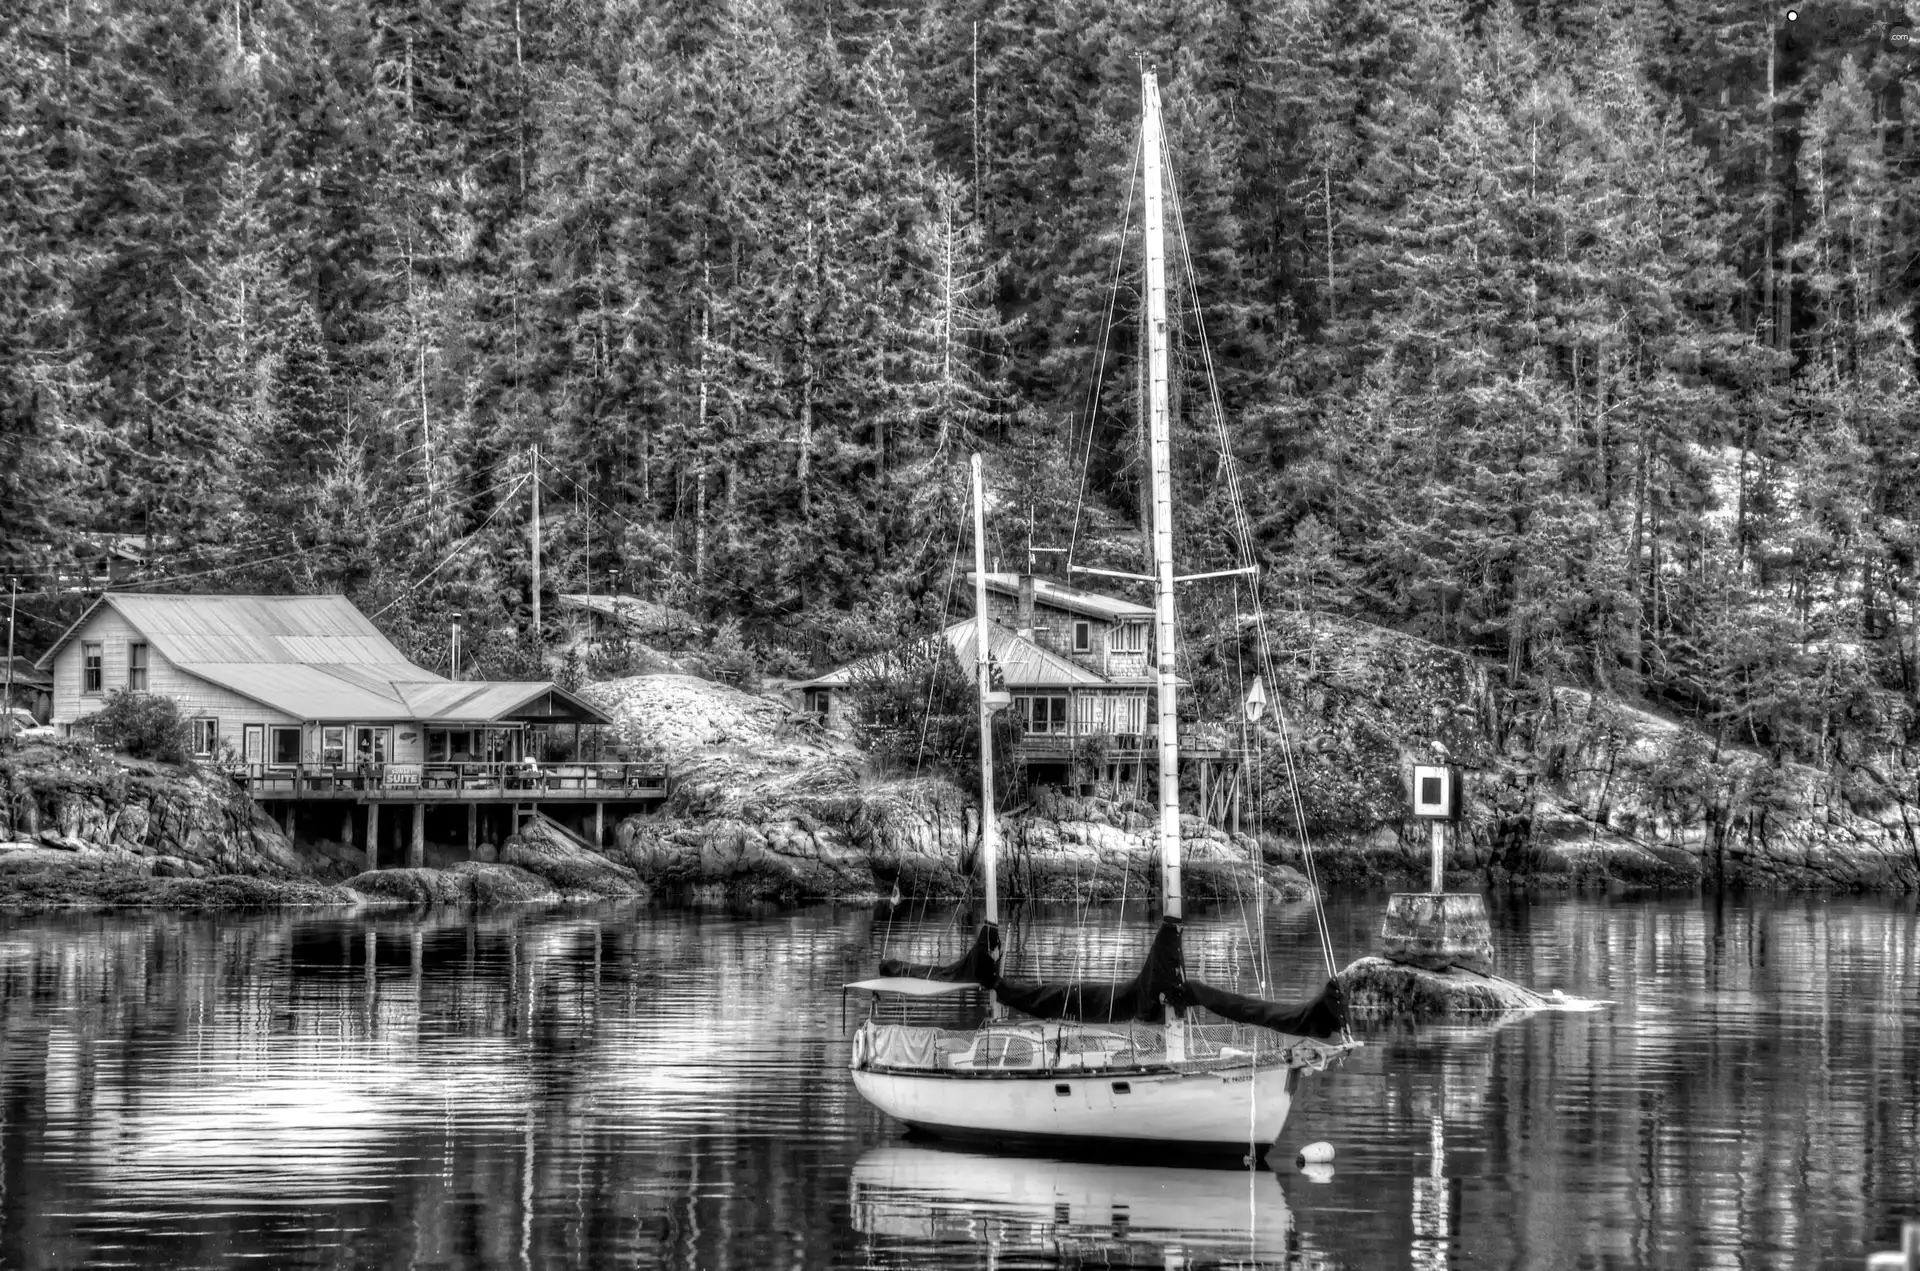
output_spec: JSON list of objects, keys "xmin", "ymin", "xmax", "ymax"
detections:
[{"xmin": 847, "ymin": 68, "xmax": 1354, "ymax": 1160}]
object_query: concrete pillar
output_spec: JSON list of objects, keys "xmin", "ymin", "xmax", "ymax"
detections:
[
  {"xmin": 467, "ymin": 802, "xmax": 477, "ymax": 859},
  {"xmin": 410, "ymin": 802, "xmax": 425, "ymax": 868},
  {"xmin": 366, "ymin": 802, "xmax": 380, "ymax": 871},
  {"xmin": 594, "ymin": 802, "xmax": 604, "ymax": 848}
]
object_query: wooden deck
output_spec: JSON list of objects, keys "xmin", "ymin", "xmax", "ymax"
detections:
[
  {"xmin": 235, "ymin": 760, "xmax": 669, "ymax": 802},
  {"xmin": 1011, "ymin": 733, "xmax": 1247, "ymax": 764}
]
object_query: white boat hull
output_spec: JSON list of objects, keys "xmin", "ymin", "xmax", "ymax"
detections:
[{"xmin": 851, "ymin": 1056, "xmax": 1296, "ymax": 1155}]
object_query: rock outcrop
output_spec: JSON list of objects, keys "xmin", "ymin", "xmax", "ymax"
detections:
[
  {"xmin": 0, "ymin": 742, "xmax": 348, "ymax": 907},
  {"xmin": 595, "ymin": 678, "xmax": 1303, "ymax": 904},
  {"xmin": 1241, "ymin": 613, "xmax": 1920, "ymax": 892}
]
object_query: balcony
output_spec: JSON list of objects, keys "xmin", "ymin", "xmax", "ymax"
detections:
[
  {"xmin": 1009, "ymin": 730, "xmax": 1245, "ymax": 764},
  {"xmin": 233, "ymin": 760, "xmax": 670, "ymax": 802}
]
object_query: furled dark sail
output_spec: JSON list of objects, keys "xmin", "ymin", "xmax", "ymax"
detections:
[
  {"xmin": 995, "ymin": 916, "xmax": 1189, "ymax": 1024},
  {"xmin": 879, "ymin": 921, "xmax": 1002, "ymax": 984},
  {"xmin": 877, "ymin": 916, "xmax": 1347, "ymax": 1040},
  {"xmin": 1185, "ymin": 977, "xmax": 1348, "ymax": 1040}
]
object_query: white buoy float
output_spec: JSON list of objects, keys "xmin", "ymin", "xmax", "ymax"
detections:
[
  {"xmin": 1296, "ymin": 1141, "xmax": 1335, "ymax": 1165},
  {"xmin": 1301, "ymin": 1162, "xmax": 1336, "ymax": 1184}
]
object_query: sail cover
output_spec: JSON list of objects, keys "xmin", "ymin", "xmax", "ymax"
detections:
[{"xmin": 877, "ymin": 917, "xmax": 1347, "ymax": 1040}]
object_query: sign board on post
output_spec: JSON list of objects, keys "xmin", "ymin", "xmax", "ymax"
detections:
[
  {"xmin": 1411, "ymin": 764, "xmax": 1463, "ymax": 820},
  {"xmin": 1411, "ymin": 763, "xmax": 1463, "ymax": 894}
]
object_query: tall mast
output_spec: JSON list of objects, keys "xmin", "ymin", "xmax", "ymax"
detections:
[
  {"xmin": 971, "ymin": 453, "xmax": 1000, "ymax": 929},
  {"xmin": 1141, "ymin": 70, "xmax": 1182, "ymax": 922}
]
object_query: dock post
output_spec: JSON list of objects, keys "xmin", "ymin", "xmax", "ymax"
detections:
[
  {"xmin": 1430, "ymin": 819, "xmax": 1445, "ymax": 893},
  {"xmin": 283, "ymin": 804, "xmax": 295, "ymax": 840},
  {"xmin": 595, "ymin": 802, "xmax": 604, "ymax": 848},
  {"xmin": 1199, "ymin": 761, "xmax": 1211, "ymax": 825},
  {"xmin": 467, "ymin": 802, "xmax": 477, "ymax": 859},
  {"xmin": 410, "ymin": 803, "xmax": 425, "ymax": 868},
  {"xmin": 366, "ymin": 802, "xmax": 379, "ymax": 871}
]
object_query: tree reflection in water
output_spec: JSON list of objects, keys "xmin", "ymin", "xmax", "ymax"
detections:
[{"xmin": 0, "ymin": 895, "xmax": 1912, "ymax": 1269}]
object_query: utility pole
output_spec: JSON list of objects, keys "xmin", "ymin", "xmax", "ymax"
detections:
[{"xmin": 530, "ymin": 444, "xmax": 542, "ymax": 638}]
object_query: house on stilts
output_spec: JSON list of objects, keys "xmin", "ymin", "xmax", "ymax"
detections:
[{"xmin": 34, "ymin": 594, "xmax": 666, "ymax": 865}]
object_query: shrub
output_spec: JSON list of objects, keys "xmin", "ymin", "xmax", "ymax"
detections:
[{"xmin": 87, "ymin": 691, "xmax": 192, "ymax": 764}]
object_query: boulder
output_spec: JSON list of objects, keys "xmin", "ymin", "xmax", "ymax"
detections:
[
  {"xmin": 447, "ymin": 862, "xmax": 561, "ymax": 906},
  {"xmin": 1338, "ymin": 955, "xmax": 1561, "ymax": 1019},
  {"xmin": 344, "ymin": 867, "xmax": 474, "ymax": 905},
  {"xmin": 502, "ymin": 818, "xmax": 645, "ymax": 897}
]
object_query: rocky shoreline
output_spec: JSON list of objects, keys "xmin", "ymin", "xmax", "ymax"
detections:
[{"xmin": 7, "ymin": 613, "xmax": 1920, "ymax": 910}]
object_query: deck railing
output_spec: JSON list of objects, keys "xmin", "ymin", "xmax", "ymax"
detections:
[{"xmin": 234, "ymin": 760, "xmax": 669, "ymax": 799}]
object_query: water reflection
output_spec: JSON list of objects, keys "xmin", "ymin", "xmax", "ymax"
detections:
[
  {"xmin": 851, "ymin": 1143, "xmax": 1321, "ymax": 1268},
  {"xmin": 0, "ymin": 896, "xmax": 1914, "ymax": 1269}
]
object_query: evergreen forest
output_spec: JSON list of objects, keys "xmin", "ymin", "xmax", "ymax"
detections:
[{"xmin": 5, "ymin": 0, "xmax": 1918, "ymax": 771}]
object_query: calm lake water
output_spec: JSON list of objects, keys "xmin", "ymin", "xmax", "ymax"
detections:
[{"xmin": 0, "ymin": 893, "xmax": 1915, "ymax": 1270}]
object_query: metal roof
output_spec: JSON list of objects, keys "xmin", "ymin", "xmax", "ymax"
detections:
[
  {"xmin": 799, "ymin": 621, "xmax": 1110, "ymax": 691},
  {"xmin": 174, "ymin": 662, "xmax": 414, "ymax": 720},
  {"xmin": 394, "ymin": 681, "xmax": 612, "ymax": 725},
  {"xmin": 967, "ymin": 573, "xmax": 1154, "ymax": 622},
  {"xmin": 37, "ymin": 593, "xmax": 603, "ymax": 725}
]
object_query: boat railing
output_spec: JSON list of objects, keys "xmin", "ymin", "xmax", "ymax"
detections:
[{"xmin": 857, "ymin": 1019, "xmax": 1339, "ymax": 1075}]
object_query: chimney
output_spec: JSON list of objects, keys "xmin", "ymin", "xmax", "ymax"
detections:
[{"xmin": 1017, "ymin": 571, "xmax": 1035, "ymax": 640}]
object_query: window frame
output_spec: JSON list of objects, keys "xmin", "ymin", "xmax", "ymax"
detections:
[
  {"xmin": 804, "ymin": 688, "xmax": 831, "ymax": 716},
  {"xmin": 1114, "ymin": 622, "xmax": 1145, "ymax": 654},
  {"xmin": 320, "ymin": 726, "xmax": 346, "ymax": 766},
  {"xmin": 269, "ymin": 726, "xmax": 302, "ymax": 768},
  {"xmin": 81, "ymin": 642, "xmax": 103, "ymax": 694},
  {"xmin": 1072, "ymin": 620, "xmax": 1092, "ymax": 653},
  {"xmin": 127, "ymin": 641, "xmax": 149, "ymax": 691},
  {"xmin": 190, "ymin": 717, "xmax": 219, "ymax": 758}
]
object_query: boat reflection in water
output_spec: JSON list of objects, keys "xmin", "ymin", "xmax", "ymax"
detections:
[{"xmin": 850, "ymin": 1142, "xmax": 1332, "ymax": 1269}]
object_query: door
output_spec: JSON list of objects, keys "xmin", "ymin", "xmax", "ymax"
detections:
[
  {"xmin": 354, "ymin": 726, "xmax": 391, "ymax": 765},
  {"xmin": 242, "ymin": 725, "xmax": 264, "ymax": 773}
]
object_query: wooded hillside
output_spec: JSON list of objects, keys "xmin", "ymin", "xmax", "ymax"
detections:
[{"xmin": 5, "ymin": 0, "xmax": 1917, "ymax": 769}]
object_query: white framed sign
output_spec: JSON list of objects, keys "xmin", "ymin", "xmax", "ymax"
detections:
[{"xmin": 1411, "ymin": 764, "xmax": 1462, "ymax": 820}]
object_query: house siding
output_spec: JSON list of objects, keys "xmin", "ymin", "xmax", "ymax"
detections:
[{"xmin": 52, "ymin": 608, "xmax": 300, "ymax": 755}]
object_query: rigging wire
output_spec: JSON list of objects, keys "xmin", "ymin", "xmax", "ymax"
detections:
[
  {"xmin": 1066, "ymin": 126, "xmax": 1143, "ymax": 577},
  {"xmin": 368, "ymin": 472, "xmax": 532, "ymax": 619},
  {"xmin": 913, "ymin": 479, "xmax": 970, "ymax": 779},
  {"xmin": 1162, "ymin": 123, "xmax": 1345, "ymax": 998}
]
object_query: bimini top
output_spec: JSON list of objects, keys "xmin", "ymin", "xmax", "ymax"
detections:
[{"xmin": 37, "ymin": 593, "xmax": 609, "ymax": 726}]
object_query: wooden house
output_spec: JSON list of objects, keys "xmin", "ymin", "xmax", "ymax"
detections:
[
  {"xmin": 34, "ymin": 595, "xmax": 663, "ymax": 864},
  {"xmin": 795, "ymin": 571, "xmax": 1216, "ymax": 794}
]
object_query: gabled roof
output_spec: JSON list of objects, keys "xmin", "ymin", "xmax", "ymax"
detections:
[
  {"xmin": 37, "ymin": 594, "xmax": 604, "ymax": 724},
  {"xmin": 4, "ymin": 656, "xmax": 53, "ymax": 689},
  {"xmin": 798, "ymin": 620, "xmax": 1109, "ymax": 691},
  {"xmin": 967, "ymin": 573, "xmax": 1154, "ymax": 622},
  {"xmin": 394, "ymin": 681, "xmax": 611, "ymax": 725}
]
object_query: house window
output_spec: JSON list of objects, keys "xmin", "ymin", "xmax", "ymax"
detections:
[
  {"xmin": 1120, "ymin": 695, "xmax": 1146, "ymax": 736},
  {"xmin": 804, "ymin": 688, "xmax": 831, "ymax": 716},
  {"xmin": 1075, "ymin": 695, "xmax": 1097, "ymax": 735},
  {"xmin": 127, "ymin": 642, "xmax": 149, "ymax": 691},
  {"xmin": 320, "ymin": 727, "xmax": 346, "ymax": 766},
  {"xmin": 270, "ymin": 726, "xmax": 301, "ymax": 766},
  {"xmin": 1025, "ymin": 695, "xmax": 1068, "ymax": 734},
  {"xmin": 190, "ymin": 717, "xmax": 219, "ymax": 758},
  {"xmin": 82, "ymin": 643, "xmax": 103, "ymax": 694},
  {"xmin": 1113, "ymin": 622, "xmax": 1145, "ymax": 654},
  {"xmin": 1072, "ymin": 621, "xmax": 1092, "ymax": 653}
]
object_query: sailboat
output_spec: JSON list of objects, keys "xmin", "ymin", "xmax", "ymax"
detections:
[{"xmin": 846, "ymin": 69, "xmax": 1354, "ymax": 1158}]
